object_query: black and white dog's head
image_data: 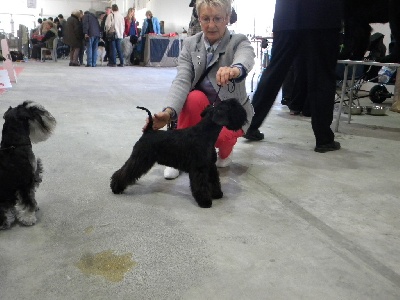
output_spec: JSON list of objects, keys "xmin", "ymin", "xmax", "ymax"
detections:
[
  {"xmin": 200, "ymin": 98, "xmax": 247, "ymax": 131},
  {"xmin": 2, "ymin": 101, "xmax": 56, "ymax": 144}
]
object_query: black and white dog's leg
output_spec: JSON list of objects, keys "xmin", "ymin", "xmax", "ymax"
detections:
[
  {"xmin": 0, "ymin": 198, "xmax": 17, "ymax": 230},
  {"xmin": 34, "ymin": 158, "xmax": 43, "ymax": 187},
  {"xmin": 15, "ymin": 186, "xmax": 38, "ymax": 226},
  {"xmin": 111, "ymin": 149, "xmax": 156, "ymax": 194},
  {"xmin": 189, "ymin": 167, "xmax": 212, "ymax": 208}
]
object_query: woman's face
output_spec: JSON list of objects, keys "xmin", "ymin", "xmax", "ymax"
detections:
[{"xmin": 198, "ymin": 5, "xmax": 229, "ymax": 45}]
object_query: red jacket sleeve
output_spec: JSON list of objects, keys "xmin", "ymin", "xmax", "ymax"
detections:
[{"xmin": 124, "ymin": 17, "xmax": 130, "ymax": 37}]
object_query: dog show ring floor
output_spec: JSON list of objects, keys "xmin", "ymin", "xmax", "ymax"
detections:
[{"xmin": 1, "ymin": 59, "xmax": 400, "ymax": 299}]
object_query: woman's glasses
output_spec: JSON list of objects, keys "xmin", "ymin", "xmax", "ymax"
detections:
[{"xmin": 199, "ymin": 16, "xmax": 225, "ymax": 24}]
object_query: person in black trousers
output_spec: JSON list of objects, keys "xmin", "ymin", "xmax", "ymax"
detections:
[{"xmin": 244, "ymin": 0, "xmax": 343, "ymax": 153}]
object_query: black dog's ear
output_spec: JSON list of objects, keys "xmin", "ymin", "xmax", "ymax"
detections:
[
  {"xmin": 226, "ymin": 100, "xmax": 248, "ymax": 131},
  {"xmin": 218, "ymin": 99, "xmax": 248, "ymax": 131},
  {"xmin": 200, "ymin": 104, "xmax": 213, "ymax": 118}
]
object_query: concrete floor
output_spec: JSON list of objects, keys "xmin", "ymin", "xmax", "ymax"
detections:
[{"xmin": 1, "ymin": 59, "xmax": 400, "ymax": 300}]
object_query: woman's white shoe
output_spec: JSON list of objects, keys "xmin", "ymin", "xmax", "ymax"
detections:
[
  {"xmin": 216, "ymin": 155, "xmax": 232, "ymax": 168},
  {"xmin": 164, "ymin": 167, "xmax": 180, "ymax": 179}
]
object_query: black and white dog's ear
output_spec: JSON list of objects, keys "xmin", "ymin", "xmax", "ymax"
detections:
[
  {"xmin": 23, "ymin": 101, "xmax": 57, "ymax": 143},
  {"xmin": 3, "ymin": 106, "xmax": 12, "ymax": 119}
]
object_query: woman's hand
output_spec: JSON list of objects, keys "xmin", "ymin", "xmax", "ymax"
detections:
[
  {"xmin": 142, "ymin": 111, "xmax": 171, "ymax": 131},
  {"xmin": 216, "ymin": 66, "xmax": 240, "ymax": 86}
]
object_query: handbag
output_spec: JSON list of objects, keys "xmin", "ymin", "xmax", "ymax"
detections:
[{"xmin": 106, "ymin": 31, "xmax": 116, "ymax": 41}]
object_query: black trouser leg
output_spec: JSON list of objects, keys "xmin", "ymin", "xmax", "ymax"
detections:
[{"xmin": 249, "ymin": 31, "xmax": 301, "ymax": 130}]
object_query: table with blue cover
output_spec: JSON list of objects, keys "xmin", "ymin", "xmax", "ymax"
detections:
[{"xmin": 143, "ymin": 35, "xmax": 180, "ymax": 67}]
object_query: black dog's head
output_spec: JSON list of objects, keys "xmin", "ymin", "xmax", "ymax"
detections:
[
  {"xmin": 201, "ymin": 99, "xmax": 247, "ymax": 131},
  {"xmin": 2, "ymin": 101, "xmax": 56, "ymax": 144}
]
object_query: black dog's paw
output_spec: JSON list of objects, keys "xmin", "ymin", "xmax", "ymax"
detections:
[
  {"xmin": 110, "ymin": 182, "xmax": 125, "ymax": 194},
  {"xmin": 211, "ymin": 190, "xmax": 223, "ymax": 199},
  {"xmin": 110, "ymin": 178, "xmax": 126, "ymax": 194},
  {"xmin": 197, "ymin": 199, "xmax": 212, "ymax": 208}
]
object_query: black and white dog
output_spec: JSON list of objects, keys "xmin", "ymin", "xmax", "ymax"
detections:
[
  {"xmin": 0, "ymin": 101, "xmax": 56, "ymax": 229},
  {"xmin": 110, "ymin": 99, "xmax": 247, "ymax": 208}
]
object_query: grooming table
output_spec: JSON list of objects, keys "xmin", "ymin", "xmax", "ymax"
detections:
[{"xmin": 335, "ymin": 59, "xmax": 400, "ymax": 132}]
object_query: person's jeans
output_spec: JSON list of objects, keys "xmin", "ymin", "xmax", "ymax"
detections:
[
  {"xmin": 86, "ymin": 36, "xmax": 100, "ymax": 66},
  {"xmin": 110, "ymin": 38, "xmax": 124, "ymax": 65}
]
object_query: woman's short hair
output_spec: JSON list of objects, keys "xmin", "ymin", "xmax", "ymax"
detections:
[
  {"xmin": 71, "ymin": 9, "xmax": 81, "ymax": 17},
  {"xmin": 196, "ymin": 0, "xmax": 231, "ymax": 17},
  {"xmin": 145, "ymin": 10, "xmax": 153, "ymax": 17},
  {"xmin": 43, "ymin": 20, "xmax": 55, "ymax": 28}
]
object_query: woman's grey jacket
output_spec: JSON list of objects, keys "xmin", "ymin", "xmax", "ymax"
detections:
[{"xmin": 165, "ymin": 29, "xmax": 255, "ymax": 133}]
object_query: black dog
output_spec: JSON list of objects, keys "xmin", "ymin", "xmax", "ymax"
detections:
[
  {"xmin": 0, "ymin": 101, "xmax": 56, "ymax": 229},
  {"xmin": 340, "ymin": 0, "xmax": 400, "ymax": 62},
  {"xmin": 110, "ymin": 99, "xmax": 247, "ymax": 208}
]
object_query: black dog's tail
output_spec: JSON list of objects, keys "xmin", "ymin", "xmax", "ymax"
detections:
[{"xmin": 137, "ymin": 106, "xmax": 153, "ymax": 132}]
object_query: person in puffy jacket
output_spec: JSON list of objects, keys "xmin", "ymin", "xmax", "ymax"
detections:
[{"xmin": 63, "ymin": 9, "xmax": 84, "ymax": 66}]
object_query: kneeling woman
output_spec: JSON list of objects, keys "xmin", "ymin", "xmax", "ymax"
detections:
[{"xmin": 146, "ymin": 0, "xmax": 255, "ymax": 179}]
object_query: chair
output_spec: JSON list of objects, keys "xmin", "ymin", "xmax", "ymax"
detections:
[{"xmin": 41, "ymin": 37, "xmax": 59, "ymax": 62}]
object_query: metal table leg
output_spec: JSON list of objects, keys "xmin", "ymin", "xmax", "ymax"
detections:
[{"xmin": 334, "ymin": 64, "xmax": 349, "ymax": 132}]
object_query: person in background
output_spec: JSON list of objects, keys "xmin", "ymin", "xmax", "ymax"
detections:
[
  {"xmin": 30, "ymin": 20, "xmax": 58, "ymax": 61},
  {"xmin": 35, "ymin": 18, "xmax": 43, "ymax": 35},
  {"xmin": 124, "ymin": 8, "xmax": 138, "ymax": 37},
  {"xmin": 64, "ymin": 9, "xmax": 84, "ymax": 66},
  {"xmin": 101, "ymin": 6, "xmax": 112, "ymax": 63},
  {"xmin": 124, "ymin": 7, "xmax": 139, "ymax": 64},
  {"xmin": 53, "ymin": 17, "xmax": 62, "ymax": 37},
  {"xmin": 144, "ymin": 0, "xmax": 255, "ymax": 179},
  {"xmin": 141, "ymin": 10, "xmax": 160, "ymax": 36},
  {"xmin": 82, "ymin": 10, "xmax": 101, "ymax": 67},
  {"xmin": 243, "ymin": 0, "xmax": 343, "ymax": 153},
  {"xmin": 187, "ymin": 0, "xmax": 201, "ymax": 36},
  {"xmin": 58, "ymin": 14, "xmax": 67, "ymax": 31},
  {"xmin": 78, "ymin": 10, "xmax": 85, "ymax": 66},
  {"xmin": 30, "ymin": 18, "xmax": 44, "ymax": 48},
  {"xmin": 105, "ymin": 4, "xmax": 125, "ymax": 67}
]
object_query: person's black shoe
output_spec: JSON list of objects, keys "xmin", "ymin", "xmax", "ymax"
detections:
[
  {"xmin": 314, "ymin": 141, "xmax": 341, "ymax": 153},
  {"xmin": 289, "ymin": 110, "xmax": 301, "ymax": 115},
  {"xmin": 281, "ymin": 98, "xmax": 290, "ymax": 106},
  {"xmin": 243, "ymin": 129, "xmax": 264, "ymax": 141}
]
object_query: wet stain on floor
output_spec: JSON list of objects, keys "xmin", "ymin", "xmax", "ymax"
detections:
[
  {"xmin": 84, "ymin": 226, "xmax": 94, "ymax": 234},
  {"xmin": 75, "ymin": 250, "xmax": 136, "ymax": 282}
]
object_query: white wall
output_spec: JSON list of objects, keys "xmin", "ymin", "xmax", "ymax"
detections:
[{"xmin": 371, "ymin": 23, "xmax": 391, "ymax": 55}]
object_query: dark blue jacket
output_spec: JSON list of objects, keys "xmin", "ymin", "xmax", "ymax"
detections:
[
  {"xmin": 273, "ymin": 0, "xmax": 343, "ymax": 31},
  {"xmin": 82, "ymin": 12, "xmax": 101, "ymax": 37}
]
